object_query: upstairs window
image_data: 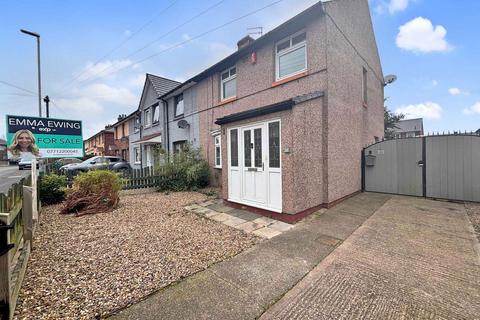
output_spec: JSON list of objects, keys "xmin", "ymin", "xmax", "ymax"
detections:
[
  {"xmin": 144, "ymin": 108, "xmax": 152, "ymax": 127},
  {"xmin": 175, "ymin": 94, "xmax": 184, "ymax": 118},
  {"xmin": 221, "ymin": 67, "xmax": 236, "ymax": 100},
  {"xmin": 152, "ymin": 104, "xmax": 160, "ymax": 124},
  {"xmin": 275, "ymin": 31, "xmax": 307, "ymax": 80},
  {"xmin": 134, "ymin": 116, "xmax": 140, "ymax": 133}
]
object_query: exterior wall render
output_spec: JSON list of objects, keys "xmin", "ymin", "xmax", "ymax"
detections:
[
  {"xmin": 324, "ymin": 0, "xmax": 384, "ymax": 203},
  {"xmin": 164, "ymin": 86, "xmax": 200, "ymax": 153}
]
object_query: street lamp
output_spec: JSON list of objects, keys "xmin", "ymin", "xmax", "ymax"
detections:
[{"xmin": 20, "ymin": 29, "xmax": 42, "ymax": 117}]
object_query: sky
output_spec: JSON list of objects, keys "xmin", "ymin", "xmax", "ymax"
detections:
[{"xmin": 1, "ymin": 0, "xmax": 479, "ymax": 139}]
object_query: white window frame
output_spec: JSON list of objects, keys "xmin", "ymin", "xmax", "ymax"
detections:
[
  {"xmin": 214, "ymin": 134, "xmax": 222, "ymax": 168},
  {"xmin": 144, "ymin": 108, "xmax": 152, "ymax": 128},
  {"xmin": 152, "ymin": 104, "xmax": 160, "ymax": 125},
  {"xmin": 134, "ymin": 147, "xmax": 141, "ymax": 164},
  {"xmin": 220, "ymin": 66, "xmax": 236, "ymax": 100},
  {"xmin": 174, "ymin": 94, "xmax": 184, "ymax": 118},
  {"xmin": 275, "ymin": 30, "xmax": 307, "ymax": 81},
  {"xmin": 134, "ymin": 116, "xmax": 140, "ymax": 133}
]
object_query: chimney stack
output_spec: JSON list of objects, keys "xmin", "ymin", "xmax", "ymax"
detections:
[{"xmin": 237, "ymin": 35, "xmax": 255, "ymax": 50}]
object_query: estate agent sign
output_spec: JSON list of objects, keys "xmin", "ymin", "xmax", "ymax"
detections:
[{"xmin": 6, "ymin": 115, "xmax": 83, "ymax": 160}]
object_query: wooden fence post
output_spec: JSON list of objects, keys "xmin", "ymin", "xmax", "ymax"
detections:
[
  {"xmin": 0, "ymin": 212, "xmax": 12, "ymax": 320},
  {"xmin": 31, "ymin": 159, "xmax": 38, "ymax": 222}
]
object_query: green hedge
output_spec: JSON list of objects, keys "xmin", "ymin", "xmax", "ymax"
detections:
[
  {"xmin": 155, "ymin": 145, "xmax": 210, "ymax": 192},
  {"xmin": 40, "ymin": 174, "xmax": 67, "ymax": 205}
]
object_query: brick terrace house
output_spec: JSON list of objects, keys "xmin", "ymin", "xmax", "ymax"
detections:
[
  {"xmin": 111, "ymin": 113, "xmax": 134, "ymax": 161},
  {"xmin": 0, "ymin": 138, "xmax": 7, "ymax": 163},
  {"xmin": 129, "ymin": 74, "xmax": 180, "ymax": 169},
  {"xmin": 84, "ymin": 126, "xmax": 115, "ymax": 157},
  {"xmin": 393, "ymin": 118, "xmax": 424, "ymax": 138},
  {"xmin": 160, "ymin": 0, "xmax": 384, "ymax": 219}
]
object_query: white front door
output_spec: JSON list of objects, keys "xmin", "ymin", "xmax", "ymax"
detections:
[
  {"xmin": 241, "ymin": 124, "xmax": 267, "ymax": 205},
  {"xmin": 228, "ymin": 120, "xmax": 282, "ymax": 212},
  {"xmin": 145, "ymin": 146, "xmax": 152, "ymax": 167}
]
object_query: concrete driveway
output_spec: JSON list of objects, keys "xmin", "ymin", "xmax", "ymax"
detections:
[{"xmin": 261, "ymin": 195, "xmax": 480, "ymax": 319}]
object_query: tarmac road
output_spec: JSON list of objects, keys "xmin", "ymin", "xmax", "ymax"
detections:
[{"xmin": 0, "ymin": 165, "xmax": 31, "ymax": 194}]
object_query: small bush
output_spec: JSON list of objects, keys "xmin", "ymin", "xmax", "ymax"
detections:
[
  {"xmin": 40, "ymin": 174, "xmax": 67, "ymax": 205},
  {"xmin": 155, "ymin": 145, "xmax": 210, "ymax": 192},
  {"xmin": 61, "ymin": 170, "xmax": 122, "ymax": 216}
]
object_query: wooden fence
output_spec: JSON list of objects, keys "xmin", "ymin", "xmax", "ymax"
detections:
[
  {"xmin": 0, "ymin": 165, "xmax": 38, "ymax": 320},
  {"xmin": 122, "ymin": 166, "xmax": 172, "ymax": 190}
]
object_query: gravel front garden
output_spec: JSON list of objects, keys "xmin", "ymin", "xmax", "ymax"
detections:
[{"xmin": 14, "ymin": 192, "xmax": 260, "ymax": 320}]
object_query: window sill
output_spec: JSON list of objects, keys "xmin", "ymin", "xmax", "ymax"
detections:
[
  {"xmin": 214, "ymin": 166, "xmax": 222, "ymax": 169},
  {"xmin": 173, "ymin": 115, "xmax": 184, "ymax": 120},
  {"xmin": 152, "ymin": 122, "xmax": 160, "ymax": 126},
  {"xmin": 272, "ymin": 71, "xmax": 308, "ymax": 87},
  {"xmin": 215, "ymin": 96, "xmax": 237, "ymax": 107}
]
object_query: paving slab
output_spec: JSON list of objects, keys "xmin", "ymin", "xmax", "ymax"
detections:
[
  {"xmin": 252, "ymin": 227, "xmax": 282, "ymax": 239},
  {"xmin": 207, "ymin": 203, "xmax": 234, "ymax": 213},
  {"xmin": 228, "ymin": 209, "xmax": 261, "ymax": 221},
  {"xmin": 234, "ymin": 220, "xmax": 267, "ymax": 233},
  {"xmin": 209, "ymin": 212, "xmax": 231, "ymax": 222},
  {"xmin": 260, "ymin": 195, "xmax": 480, "ymax": 320},
  {"xmin": 223, "ymin": 216, "xmax": 247, "ymax": 227}
]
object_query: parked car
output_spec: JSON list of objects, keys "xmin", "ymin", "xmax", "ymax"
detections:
[
  {"xmin": 18, "ymin": 158, "xmax": 39, "ymax": 170},
  {"xmin": 52, "ymin": 158, "xmax": 82, "ymax": 171},
  {"xmin": 60, "ymin": 156, "xmax": 131, "ymax": 176}
]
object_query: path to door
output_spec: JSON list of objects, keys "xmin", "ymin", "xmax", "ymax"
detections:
[{"xmin": 261, "ymin": 196, "xmax": 480, "ymax": 320}]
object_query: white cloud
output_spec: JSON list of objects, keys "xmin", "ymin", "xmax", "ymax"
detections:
[
  {"xmin": 388, "ymin": 0, "xmax": 409, "ymax": 14},
  {"xmin": 374, "ymin": 0, "xmax": 411, "ymax": 15},
  {"xmin": 396, "ymin": 17, "xmax": 452, "ymax": 53},
  {"xmin": 431, "ymin": 80, "xmax": 438, "ymax": 87},
  {"xmin": 448, "ymin": 87, "xmax": 469, "ymax": 96},
  {"xmin": 124, "ymin": 30, "xmax": 132, "ymax": 37},
  {"xmin": 463, "ymin": 102, "xmax": 480, "ymax": 115},
  {"xmin": 79, "ymin": 83, "xmax": 137, "ymax": 106},
  {"xmin": 396, "ymin": 102, "xmax": 443, "ymax": 120},
  {"xmin": 74, "ymin": 59, "xmax": 134, "ymax": 81}
]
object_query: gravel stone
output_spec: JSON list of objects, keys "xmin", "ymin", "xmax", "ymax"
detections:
[{"xmin": 14, "ymin": 192, "xmax": 259, "ymax": 320}]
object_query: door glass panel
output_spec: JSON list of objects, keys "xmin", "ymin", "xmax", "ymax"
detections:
[
  {"xmin": 269, "ymin": 122, "xmax": 280, "ymax": 168},
  {"xmin": 254, "ymin": 128, "xmax": 262, "ymax": 168},
  {"xmin": 230, "ymin": 129, "xmax": 238, "ymax": 167},
  {"xmin": 244, "ymin": 130, "xmax": 251, "ymax": 167}
]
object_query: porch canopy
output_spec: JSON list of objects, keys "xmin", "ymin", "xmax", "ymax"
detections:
[{"xmin": 132, "ymin": 133, "xmax": 162, "ymax": 145}]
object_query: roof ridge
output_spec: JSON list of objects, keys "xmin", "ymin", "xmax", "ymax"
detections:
[{"xmin": 146, "ymin": 73, "xmax": 181, "ymax": 84}]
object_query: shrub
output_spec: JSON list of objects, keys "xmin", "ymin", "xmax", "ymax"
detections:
[
  {"xmin": 61, "ymin": 170, "xmax": 122, "ymax": 216},
  {"xmin": 40, "ymin": 174, "xmax": 67, "ymax": 205},
  {"xmin": 155, "ymin": 145, "xmax": 210, "ymax": 192}
]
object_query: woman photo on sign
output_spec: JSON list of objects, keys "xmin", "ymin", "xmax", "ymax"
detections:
[{"xmin": 8, "ymin": 129, "xmax": 41, "ymax": 161}]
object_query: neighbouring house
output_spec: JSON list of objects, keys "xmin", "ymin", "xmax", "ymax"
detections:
[
  {"xmin": 158, "ymin": 0, "xmax": 384, "ymax": 219},
  {"xmin": 129, "ymin": 73, "xmax": 181, "ymax": 169},
  {"xmin": 111, "ymin": 113, "xmax": 134, "ymax": 161},
  {"xmin": 393, "ymin": 118, "xmax": 424, "ymax": 138},
  {"xmin": 84, "ymin": 126, "xmax": 115, "ymax": 156},
  {"xmin": 0, "ymin": 138, "xmax": 7, "ymax": 163}
]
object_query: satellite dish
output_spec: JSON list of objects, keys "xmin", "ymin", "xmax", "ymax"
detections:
[
  {"xmin": 177, "ymin": 119, "xmax": 190, "ymax": 129},
  {"xmin": 384, "ymin": 74, "xmax": 397, "ymax": 86}
]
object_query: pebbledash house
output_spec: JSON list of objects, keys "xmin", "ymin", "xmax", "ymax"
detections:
[{"xmin": 143, "ymin": 0, "xmax": 384, "ymax": 219}]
